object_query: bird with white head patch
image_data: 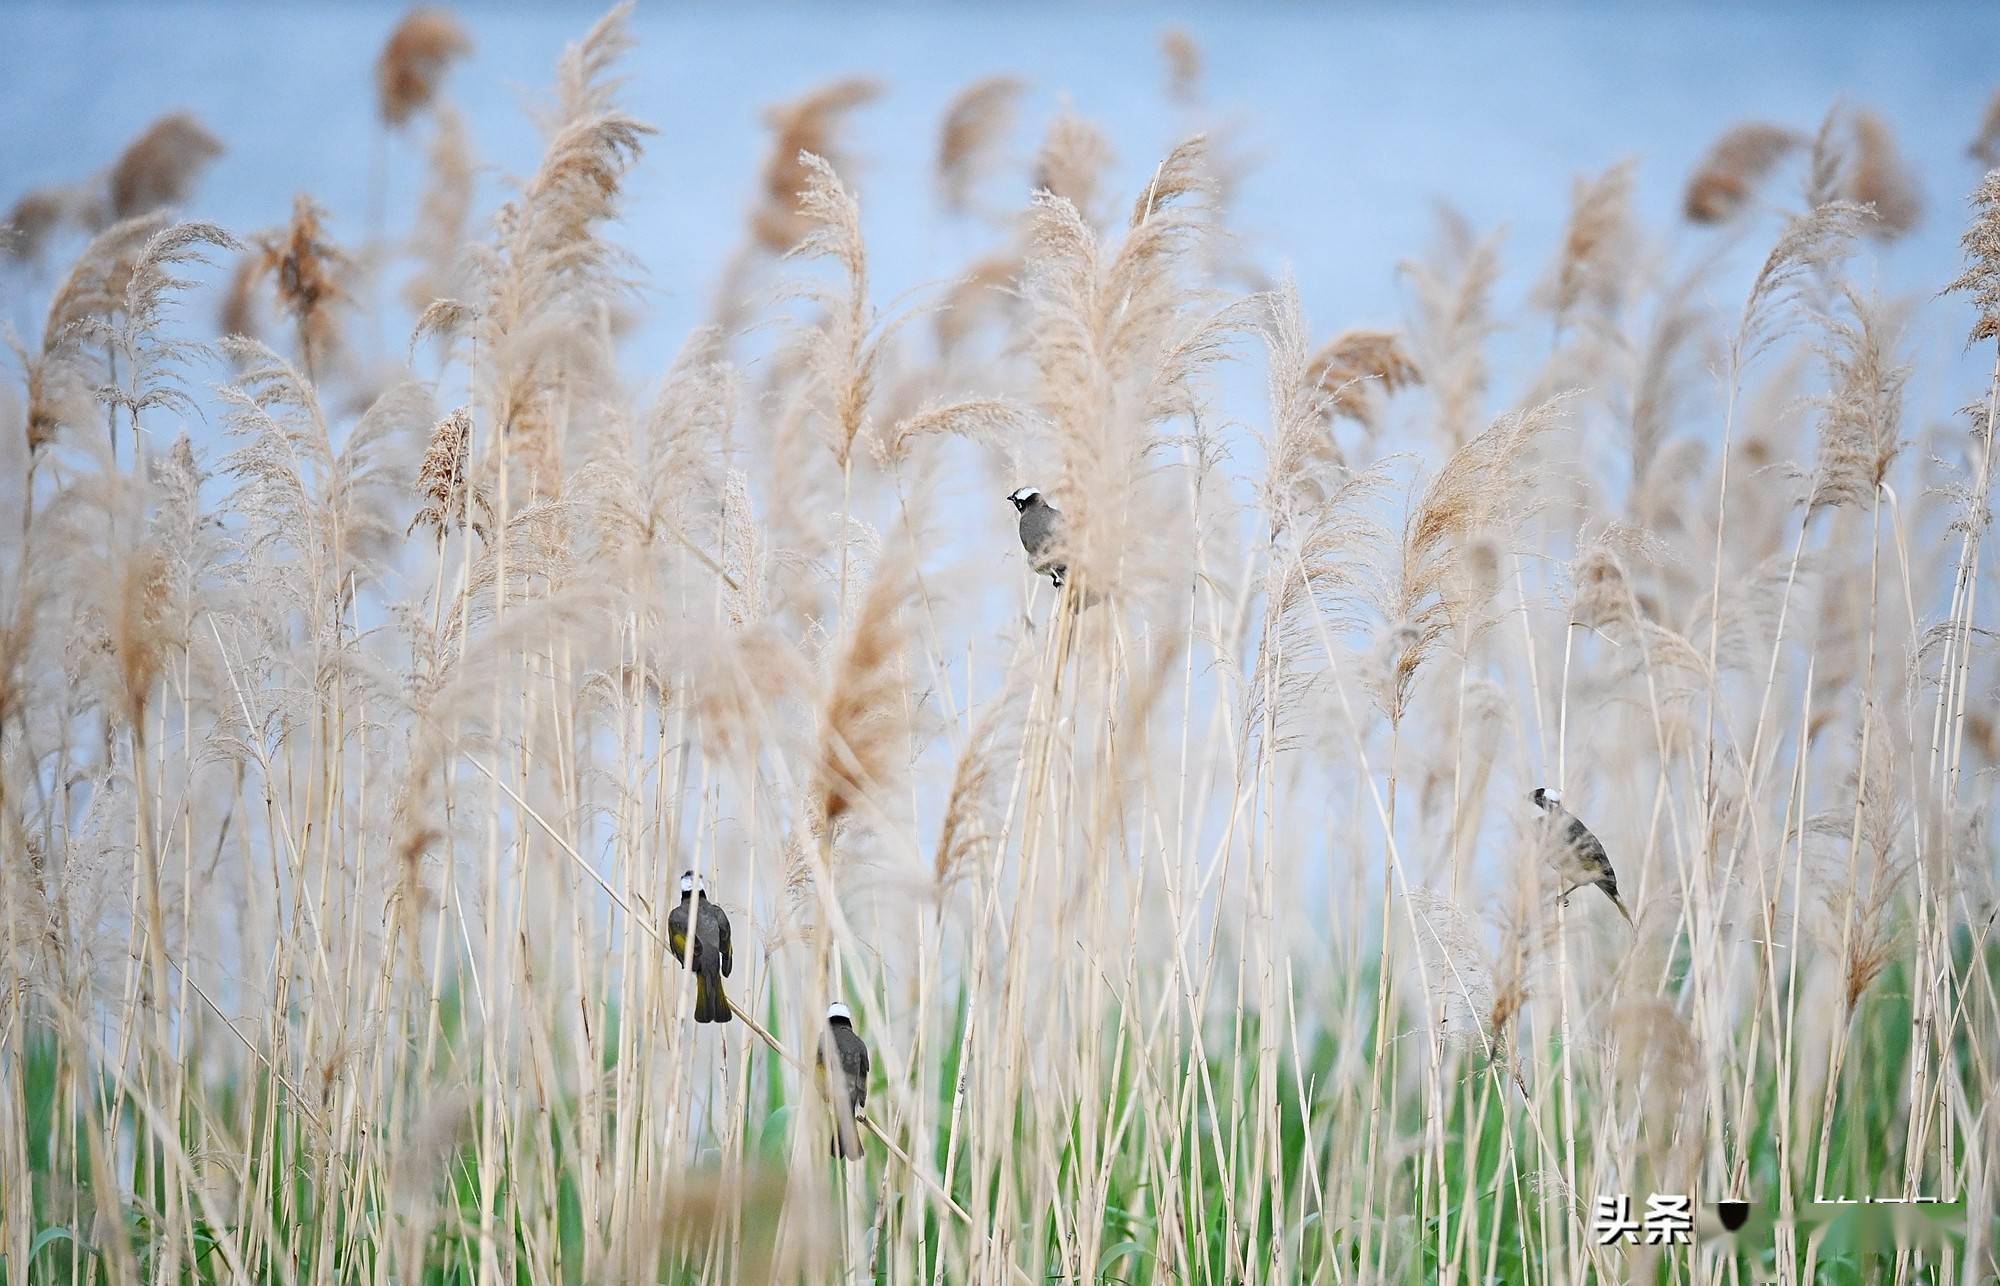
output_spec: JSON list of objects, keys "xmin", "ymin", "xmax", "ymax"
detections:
[
  {"xmin": 666, "ymin": 870, "xmax": 733, "ymax": 1022},
  {"xmin": 818, "ymin": 999, "xmax": 870, "ymax": 1159},
  {"xmin": 1008, "ymin": 486, "xmax": 1068, "ymax": 589},
  {"xmin": 1531, "ymin": 788, "xmax": 1633, "ymax": 924}
]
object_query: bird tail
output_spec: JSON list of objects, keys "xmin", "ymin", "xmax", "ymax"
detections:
[
  {"xmin": 1606, "ymin": 891, "xmax": 1635, "ymax": 926},
  {"xmin": 694, "ymin": 971, "xmax": 732, "ymax": 1024},
  {"xmin": 830, "ymin": 1111, "xmax": 863, "ymax": 1160}
]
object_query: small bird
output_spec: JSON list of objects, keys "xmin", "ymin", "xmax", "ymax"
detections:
[
  {"xmin": 666, "ymin": 870, "xmax": 733, "ymax": 1022},
  {"xmin": 1008, "ymin": 486, "xmax": 1068, "ymax": 590},
  {"xmin": 1532, "ymin": 789, "xmax": 1634, "ymax": 924},
  {"xmin": 818, "ymin": 1000, "xmax": 870, "ymax": 1160}
]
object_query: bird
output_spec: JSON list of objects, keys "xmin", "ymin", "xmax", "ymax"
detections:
[
  {"xmin": 1008, "ymin": 486, "xmax": 1068, "ymax": 590},
  {"xmin": 818, "ymin": 1000, "xmax": 870, "ymax": 1160},
  {"xmin": 1531, "ymin": 789, "xmax": 1633, "ymax": 924},
  {"xmin": 665, "ymin": 870, "xmax": 733, "ymax": 1022}
]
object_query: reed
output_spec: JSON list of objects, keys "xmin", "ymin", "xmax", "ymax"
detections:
[{"xmin": 2, "ymin": 8, "xmax": 1996, "ymax": 1285}]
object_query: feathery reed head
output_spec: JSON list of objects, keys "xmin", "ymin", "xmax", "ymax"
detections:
[
  {"xmin": 1808, "ymin": 289, "xmax": 1909, "ymax": 511},
  {"xmin": 1377, "ymin": 397, "xmax": 1565, "ymax": 721},
  {"xmin": 932, "ymin": 689, "xmax": 1019, "ymax": 894},
  {"xmin": 1737, "ymin": 200, "xmax": 1867, "ymax": 365},
  {"xmin": 1400, "ymin": 207, "xmax": 1502, "ymax": 447},
  {"xmin": 935, "ymin": 251, "xmax": 1020, "ymax": 356},
  {"xmin": 239, "ymin": 194, "xmax": 351, "ymax": 375},
  {"xmin": 1845, "ymin": 108, "xmax": 1921, "ymax": 240},
  {"xmin": 1305, "ymin": 328, "xmax": 1422, "ymax": 432},
  {"xmin": 1973, "ymin": 90, "xmax": 2000, "ymax": 168},
  {"xmin": 109, "ymin": 112, "xmax": 223, "ymax": 221},
  {"xmin": 937, "ymin": 75, "xmax": 1024, "ymax": 215},
  {"xmin": 1160, "ymin": 27, "xmax": 1203, "ymax": 105},
  {"xmin": 1033, "ymin": 111, "xmax": 1115, "ymax": 220},
  {"xmin": 376, "ymin": 8, "xmax": 472, "ymax": 127},
  {"xmin": 878, "ymin": 398, "xmax": 1032, "ymax": 470},
  {"xmin": 1946, "ymin": 169, "xmax": 2000, "ymax": 345},
  {"xmin": 1540, "ymin": 158, "xmax": 1637, "ymax": 326},
  {"xmin": 408, "ymin": 405, "xmax": 482, "ymax": 539},
  {"xmin": 752, "ymin": 77, "xmax": 880, "ymax": 254},
  {"xmin": 1684, "ymin": 121, "xmax": 1803, "ymax": 223},
  {"xmin": 810, "ymin": 540, "xmax": 916, "ymax": 834},
  {"xmin": 4, "ymin": 187, "xmax": 69, "ymax": 263}
]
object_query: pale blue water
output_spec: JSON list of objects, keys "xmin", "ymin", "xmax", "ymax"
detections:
[{"xmin": 6, "ymin": 0, "xmax": 1999, "ymax": 421}]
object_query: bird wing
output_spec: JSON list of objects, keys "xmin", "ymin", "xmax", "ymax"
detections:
[
  {"xmin": 1568, "ymin": 818, "xmax": 1612, "ymax": 874},
  {"xmin": 1021, "ymin": 506, "xmax": 1059, "ymax": 565},
  {"xmin": 695, "ymin": 900, "xmax": 731, "ymax": 976},
  {"xmin": 842, "ymin": 1030, "xmax": 869, "ymax": 1110},
  {"xmin": 667, "ymin": 904, "xmax": 689, "ymax": 964}
]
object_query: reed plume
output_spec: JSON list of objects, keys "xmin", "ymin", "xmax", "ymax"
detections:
[
  {"xmin": 811, "ymin": 538, "xmax": 917, "ymax": 834},
  {"xmin": 1973, "ymin": 89, "xmax": 2000, "ymax": 168},
  {"xmin": 1160, "ymin": 27, "xmax": 1203, "ymax": 106},
  {"xmin": 1539, "ymin": 158, "xmax": 1637, "ymax": 328},
  {"xmin": 1305, "ymin": 328, "xmax": 1422, "ymax": 434},
  {"xmin": 108, "ymin": 112, "xmax": 223, "ymax": 221},
  {"xmin": 1022, "ymin": 136, "xmax": 1219, "ymax": 600},
  {"xmin": 937, "ymin": 76, "xmax": 1025, "ymax": 215},
  {"xmin": 3, "ymin": 187, "xmax": 69, "ymax": 263},
  {"xmin": 787, "ymin": 154, "xmax": 890, "ymax": 470},
  {"xmin": 1736, "ymin": 200, "xmax": 1868, "ymax": 368},
  {"xmin": 1845, "ymin": 108, "xmax": 1922, "ymax": 240},
  {"xmin": 404, "ymin": 106, "xmax": 475, "ymax": 310},
  {"xmin": 751, "ymin": 77, "xmax": 880, "ymax": 254},
  {"xmin": 1245, "ymin": 283, "xmax": 1392, "ymax": 743},
  {"xmin": 1378, "ymin": 398, "xmax": 1564, "ymax": 722},
  {"xmin": 232, "ymin": 194, "xmax": 351, "ymax": 378},
  {"xmin": 935, "ymin": 251, "xmax": 1021, "ymax": 357},
  {"xmin": 15, "ymin": 213, "xmax": 168, "ymax": 453},
  {"xmin": 1949, "ymin": 169, "xmax": 2000, "ymax": 347},
  {"xmin": 473, "ymin": 3, "xmax": 651, "ymax": 487},
  {"xmin": 376, "ymin": 7, "xmax": 471, "ymax": 127},
  {"xmin": 1033, "ymin": 110, "xmax": 1115, "ymax": 221},
  {"xmin": 1684, "ymin": 121, "xmax": 1803, "ymax": 222},
  {"xmin": 1402, "ymin": 209, "xmax": 1501, "ymax": 447},
  {"xmin": 1407, "ymin": 888, "xmax": 1499, "ymax": 1053},
  {"xmin": 877, "ymin": 398, "xmax": 1033, "ymax": 469},
  {"xmin": 1808, "ymin": 289, "xmax": 1909, "ymax": 512},
  {"xmin": 932, "ymin": 683, "xmax": 1022, "ymax": 894},
  {"xmin": 408, "ymin": 405, "xmax": 482, "ymax": 539},
  {"xmin": 94, "ymin": 221, "xmax": 240, "ymax": 458}
]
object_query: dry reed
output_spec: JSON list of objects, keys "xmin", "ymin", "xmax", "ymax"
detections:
[{"xmin": 2, "ymin": 11, "xmax": 1995, "ymax": 1286}]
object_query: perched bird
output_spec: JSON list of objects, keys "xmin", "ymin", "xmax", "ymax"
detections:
[
  {"xmin": 666, "ymin": 870, "xmax": 733, "ymax": 1022},
  {"xmin": 1532, "ymin": 789, "xmax": 1633, "ymax": 924},
  {"xmin": 1008, "ymin": 486, "xmax": 1068, "ymax": 589},
  {"xmin": 818, "ymin": 1000, "xmax": 870, "ymax": 1160}
]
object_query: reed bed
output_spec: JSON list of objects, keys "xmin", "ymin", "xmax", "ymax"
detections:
[{"xmin": 2, "ymin": 7, "xmax": 1997, "ymax": 1283}]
